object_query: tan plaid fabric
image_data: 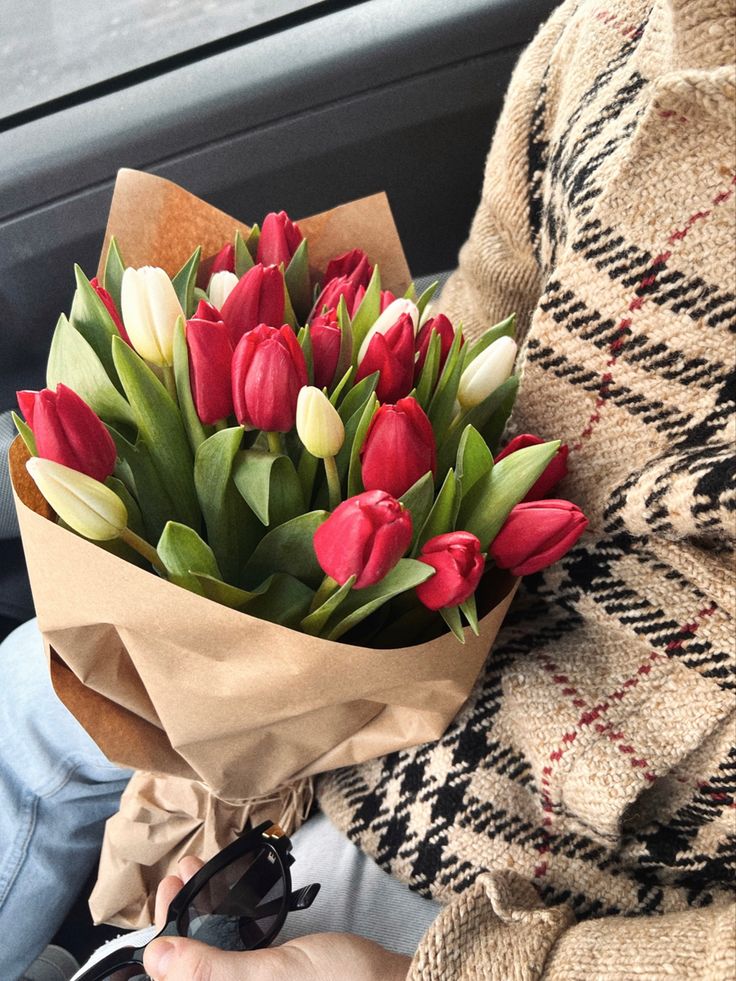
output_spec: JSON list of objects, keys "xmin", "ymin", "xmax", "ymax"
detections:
[{"xmin": 318, "ymin": 0, "xmax": 736, "ymax": 975}]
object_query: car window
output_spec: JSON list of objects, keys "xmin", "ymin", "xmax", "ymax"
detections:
[{"xmin": 0, "ymin": 0, "xmax": 328, "ymax": 121}]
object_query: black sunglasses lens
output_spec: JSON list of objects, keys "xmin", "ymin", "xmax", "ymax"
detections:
[{"xmin": 178, "ymin": 845, "xmax": 286, "ymax": 951}]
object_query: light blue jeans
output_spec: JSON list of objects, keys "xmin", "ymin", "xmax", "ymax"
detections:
[{"xmin": 0, "ymin": 619, "xmax": 131, "ymax": 980}]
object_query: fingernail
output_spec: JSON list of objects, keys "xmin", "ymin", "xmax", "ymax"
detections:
[{"xmin": 146, "ymin": 939, "xmax": 175, "ymax": 978}]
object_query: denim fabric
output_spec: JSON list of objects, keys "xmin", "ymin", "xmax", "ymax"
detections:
[{"xmin": 0, "ymin": 619, "xmax": 131, "ymax": 981}]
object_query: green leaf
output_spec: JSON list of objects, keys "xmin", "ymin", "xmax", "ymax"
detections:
[
  {"xmin": 415, "ymin": 280, "xmax": 439, "ymax": 319},
  {"xmin": 325, "ymin": 559, "xmax": 434, "ymax": 641},
  {"xmin": 479, "ymin": 376, "xmax": 519, "ymax": 454},
  {"xmin": 414, "ymin": 329, "xmax": 442, "ymax": 410},
  {"xmin": 157, "ymin": 521, "xmax": 221, "ymax": 595},
  {"xmin": 440, "ymin": 605, "xmax": 466, "ymax": 644},
  {"xmin": 334, "ymin": 296, "xmax": 354, "ymax": 387},
  {"xmin": 350, "ymin": 265, "xmax": 382, "ymax": 357},
  {"xmin": 193, "ymin": 572, "xmax": 272, "ymax": 610},
  {"xmin": 69, "ymin": 264, "xmax": 124, "ymax": 389},
  {"xmin": 415, "ymin": 469, "xmax": 457, "ymax": 553},
  {"xmin": 194, "ymin": 427, "xmax": 261, "ymax": 584},
  {"xmin": 102, "ymin": 237, "xmax": 126, "ymax": 310},
  {"xmin": 12, "ymin": 411, "xmax": 36, "ymax": 456},
  {"xmin": 329, "ymin": 366, "xmax": 354, "ymax": 407},
  {"xmin": 173, "ymin": 318, "xmax": 208, "ymax": 454},
  {"xmin": 461, "ymin": 441, "xmax": 561, "ymax": 548},
  {"xmin": 455, "ymin": 425, "xmax": 493, "ymax": 504},
  {"xmin": 281, "ymin": 264, "xmax": 299, "ymax": 330},
  {"xmin": 463, "ymin": 313, "xmax": 516, "ymax": 368},
  {"xmin": 246, "ymin": 224, "xmax": 260, "ymax": 260},
  {"xmin": 297, "ymin": 324, "xmax": 314, "ymax": 386},
  {"xmin": 243, "ymin": 572, "xmax": 314, "ymax": 628},
  {"xmin": 234, "ymin": 230, "xmax": 255, "ymax": 276},
  {"xmin": 346, "ymin": 393, "xmax": 378, "ymax": 498},
  {"xmin": 285, "ymin": 238, "xmax": 311, "ymax": 322},
  {"xmin": 47, "ymin": 314, "xmax": 136, "ymax": 428},
  {"xmin": 437, "ymin": 376, "xmax": 519, "ymax": 477},
  {"xmin": 108, "ymin": 425, "xmax": 177, "ymax": 542},
  {"xmin": 105, "ymin": 475, "xmax": 145, "ymax": 539},
  {"xmin": 297, "ymin": 446, "xmax": 321, "ymax": 510},
  {"xmin": 403, "ymin": 282, "xmax": 417, "ymax": 301},
  {"xmin": 242, "ymin": 510, "xmax": 328, "ymax": 590},
  {"xmin": 172, "ymin": 247, "xmax": 202, "ymax": 318},
  {"xmin": 427, "ymin": 326, "xmax": 464, "ymax": 442},
  {"xmin": 112, "ymin": 336, "xmax": 200, "ymax": 530},
  {"xmin": 193, "ymin": 287, "xmax": 209, "ymax": 306},
  {"xmin": 338, "ymin": 372, "xmax": 378, "ymax": 424},
  {"xmin": 399, "ymin": 471, "xmax": 436, "ymax": 553},
  {"xmin": 300, "ymin": 576, "xmax": 355, "ymax": 635},
  {"xmin": 233, "ymin": 449, "xmax": 305, "ymax": 527},
  {"xmin": 460, "ymin": 593, "xmax": 480, "ymax": 636}
]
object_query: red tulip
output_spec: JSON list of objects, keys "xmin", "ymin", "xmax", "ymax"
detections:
[
  {"xmin": 186, "ymin": 316, "xmax": 234, "ymax": 424},
  {"xmin": 415, "ymin": 532, "xmax": 485, "ymax": 610},
  {"xmin": 193, "ymin": 299, "xmax": 222, "ymax": 323},
  {"xmin": 495, "ymin": 434, "xmax": 569, "ymax": 501},
  {"xmin": 17, "ymin": 383, "xmax": 116, "ymax": 483},
  {"xmin": 232, "ymin": 323, "xmax": 307, "ymax": 432},
  {"xmin": 257, "ymin": 211, "xmax": 303, "ymax": 267},
  {"xmin": 324, "ymin": 248, "xmax": 373, "ymax": 290},
  {"xmin": 489, "ymin": 499, "xmax": 588, "ymax": 576},
  {"xmin": 309, "ymin": 308, "xmax": 342, "ymax": 389},
  {"xmin": 354, "ymin": 313, "xmax": 415, "ymax": 403},
  {"xmin": 361, "ymin": 397, "xmax": 436, "ymax": 498},
  {"xmin": 211, "ymin": 242, "xmax": 235, "ymax": 275},
  {"xmin": 89, "ymin": 277, "xmax": 131, "ymax": 346},
  {"xmin": 313, "ymin": 489, "xmax": 413, "ymax": 589},
  {"xmin": 414, "ymin": 314, "xmax": 455, "ymax": 382},
  {"xmin": 220, "ymin": 263, "xmax": 285, "ymax": 346},
  {"xmin": 313, "ymin": 275, "xmax": 361, "ymax": 318}
]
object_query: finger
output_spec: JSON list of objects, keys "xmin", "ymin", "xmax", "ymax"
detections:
[
  {"xmin": 178, "ymin": 854, "xmax": 205, "ymax": 883},
  {"xmin": 155, "ymin": 875, "xmax": 183, "ymax": 930},
  {"xmin": 144, "ymin": 936, "xmax": 282, "ymax": 981}
]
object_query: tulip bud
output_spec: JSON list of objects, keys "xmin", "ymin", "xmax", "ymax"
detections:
[
  {"xmin": 414, "ymin": 314, "xmax": 456, "ymax": 382},
  {"xmin": 489, "ymin": 499, "xmax": 588, "ymax": 576},
  {"xmin": 186, "ymin": 316, "xmax": 234, "ymax": 424},
  {"xmin": 361, "ymin": 397, "xmax": 436, "ymax": 498},
  {"xmin": 415, "ymin": 531, "xmax": 485, "ymax": 610},
  {"xmin": 90, "ymin": 276, "xmax": 131, "ymax": 345},
  {"xmin": 324, "ymin": 248, "xmax": 373, "ymax": 290},
  {"xmin": 208, "ymin": 271, "xmax": 239, "ymax": 311},
  {"xmin": 357, "ymin": 298, "xmax": 419, "ymax": 362},
  {"xmin": 257, "ymin": 211, "xmax": 303, "ymax": 267},
  {"xmin": 17, "ymin": 384, "xmax": 117, "ymax": 483},
  {"xmin": 211, "ymin": 242, "xmax": 236, "ymax": 275},
  {"xmin": 313, "ymin": 275, "xmax": 361, "ymax": 318},
  {"xmin": 296, "ymin": 386, "xmax": 345, "ymax": 458},
  {"xmin": 314, "ymin": 489, "xmax": 413, "ymax": 589},
  {"xmin": 193, "ymin": 299, "xmax": 222, "ymax": 322},
  {"xmin": 26, "ymin": 457, "xmax": 127, "ymax": 541},
  {"xmin": 120, "ymin": 266, "xmax": 185, "ymax": 367},
  {"xmin": 220, "ymin": 263, "xmax": 285, "ymax": 346},
  {"xmin": 495, "ymin": 434, "xmax": 569, "ymax": 501},
  {"xmin": 232, "ymin": 323, "xmax": 307, "ymax": 432},
  {"xmin": 355, "ymin": 314, "xmax": 415, "ymax": 404},
  {"xmin": 309, "ymin": 309, "xmax": 342, "ymax": 389},
  {"xmin": 457, "ymin": 336, "xmax": 517, "ymax": 410}
]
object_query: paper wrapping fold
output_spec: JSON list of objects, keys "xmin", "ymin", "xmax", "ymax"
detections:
[{"xmin": 11, "ymin": 170, "xmax": 517, "ymax": 926}]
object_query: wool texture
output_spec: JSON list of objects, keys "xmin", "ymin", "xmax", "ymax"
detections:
[{"xmin": 318, "ymin": 0, "xmax": 736, "ymax": 976}]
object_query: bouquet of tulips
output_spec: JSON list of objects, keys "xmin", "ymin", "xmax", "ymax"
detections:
[{"xmin": 9, "ymin": 170, "xmax": 586, "ymax": 927}]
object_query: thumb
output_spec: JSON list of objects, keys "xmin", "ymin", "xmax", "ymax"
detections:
[{"xmin": 144, "ymin": 936, "xmax": 260, "ymax": 981}]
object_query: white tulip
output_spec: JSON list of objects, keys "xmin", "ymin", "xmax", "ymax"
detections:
[
  {"xmin": 208, "ymin": 270, "xmax": 239, "ymax": 311},
  {"xmin": 120, "ymin": 266, "xmax": 184, "ymax": 367},
  {"xmin": 26, "ymin": 457, "xmax": 127, "ymax": 542},
  {"xmin": 296, "ymin": 387, "xmax": 345, "ymax": 459},
  {"xmin": 457, "ymin": 336, "xmax": 517, "ymax": 409},
  {"xmin": 358, "ymin": 298, "xmax": 419, "ymax": 362}
]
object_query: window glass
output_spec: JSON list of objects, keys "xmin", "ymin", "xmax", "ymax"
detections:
[{"xmin": 0, "ymin": 0, "xmax": 327, "ymax": 120}]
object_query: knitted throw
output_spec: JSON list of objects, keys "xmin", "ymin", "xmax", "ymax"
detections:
[{"xmin": 318, "ymin": 0, "xmax": 736, "ymax": 976}]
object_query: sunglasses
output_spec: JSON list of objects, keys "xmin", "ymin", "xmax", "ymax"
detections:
[{"xmin": 73, "ymin": 820, "xmax": 321, "ymax": 981}]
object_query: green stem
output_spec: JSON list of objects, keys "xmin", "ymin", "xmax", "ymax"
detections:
[
  {"xmin": 323, "ymin": 455, "xmax": 341, "ymax": 511},
  {"xmin": 119, "ymin": 527, "xmax": 168, "ymax": 577},
  {"xmin": 213, "ymin": 419, "xmax": 228, "ymax": 432},
  {"xmin": 267, "ymin": 431, "xmax": 285, "ymax": 455},
  {"xmin": 162, "ymin": 364, "xmax": 178, "ymax": 404}
]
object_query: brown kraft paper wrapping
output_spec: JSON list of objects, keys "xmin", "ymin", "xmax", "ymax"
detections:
[{"xmin": 11, "ymin": 170, "xmax": 518, "ymax": 926}]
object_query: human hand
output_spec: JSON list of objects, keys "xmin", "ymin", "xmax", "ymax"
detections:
[{"xmin": 143, "ymin": 855, "xmax": 412, "ymax": 981}]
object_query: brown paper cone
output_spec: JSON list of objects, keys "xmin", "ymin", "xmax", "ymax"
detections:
[{"xmin": 12, "ymin": 170, "xmax": 516, "ymax": 926}]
